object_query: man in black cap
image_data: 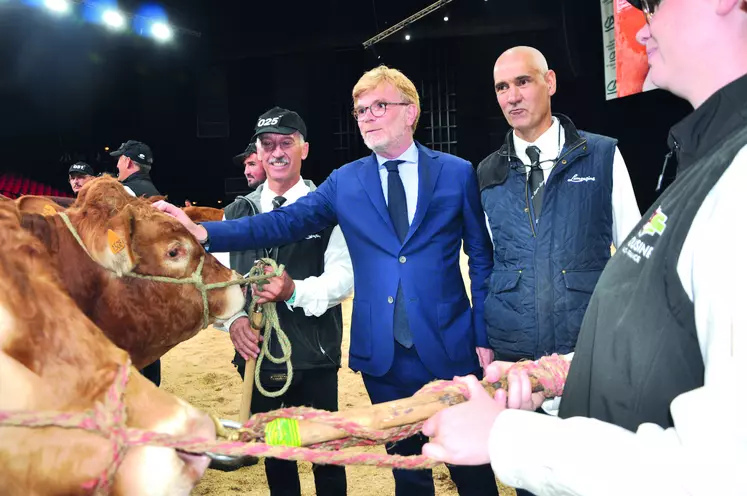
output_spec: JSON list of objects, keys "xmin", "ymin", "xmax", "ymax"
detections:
[
  {"xmin": 214, "ymin": 106, "xmax": 352, "ymax": 495},
  {"xmin": 68, "ymin": 162, "xmax": 96, "ymax": 195},
  {"xmin": 110, "ymin": 140, "xmax": 162, "ymax": 387},
  {"xmin": 213, "ymin": 142, "xmax": 268, "ymax": 270},
  {"xmin": 110, "ymin": 140, "xmax": 161, "ymax": 198},
  {"xmin": 420, "ymin": 1, "xmax": 747, "ymax": 494},
  {"xmin": 233, "ymin": 142, "xmax": 267, "ymax": 192}
]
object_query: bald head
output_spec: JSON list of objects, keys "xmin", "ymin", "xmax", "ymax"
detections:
[
  {"xmin": 493, "ymin": 46, "xmax": 556, "ymax": 143},
  {"xmin": 495, "ymin": 46, "xmax": 549, "ymax": 75}
]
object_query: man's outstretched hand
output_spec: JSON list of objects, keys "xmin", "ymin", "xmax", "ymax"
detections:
[{"xmin": 152, "ymin": 200, "xmax": 208, "ymax": 243}]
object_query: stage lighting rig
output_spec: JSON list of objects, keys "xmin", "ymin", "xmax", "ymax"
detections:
[{"xmin": 362, "ymin": 0, "xmax": 453, "ymax": 49}]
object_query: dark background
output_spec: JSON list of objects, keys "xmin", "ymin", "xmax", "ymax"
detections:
[{"xmin": 0, "ymin": 0, "xmax": 691, "ymax": 209}]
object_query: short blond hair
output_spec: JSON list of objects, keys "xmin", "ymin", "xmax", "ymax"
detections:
[{"xmin": 352, "ymin": 65, "xmax": 421, "ymax": 131}]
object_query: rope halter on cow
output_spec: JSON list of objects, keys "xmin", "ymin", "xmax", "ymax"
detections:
[{"xmin": 57, "ymin": 211, "xmax": 293, "ymax": 397}]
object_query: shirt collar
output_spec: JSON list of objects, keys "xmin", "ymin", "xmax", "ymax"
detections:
[
  {"xmin": 260, "ymin": 177, "xmax": 309, "ymax": 211},
  {"xmin": 512, "ymin": 116, "xmax": 563, "ymax": 165},
  {"xmin": 376, "ymin": 141, "xmax": 419, "ymax": 168}
]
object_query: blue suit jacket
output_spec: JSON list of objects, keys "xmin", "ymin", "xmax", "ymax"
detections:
[{"xmin": 204, "ymin": 142, "xmax": 493, "ymax": 378}]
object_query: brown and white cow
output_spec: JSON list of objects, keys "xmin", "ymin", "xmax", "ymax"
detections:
[
  {"xmin": 0, "ymin": 201, "xmax": 216, "ymax": 495},
  {"xmin": 18, "ymin": 175, "xmax": 245, "ymax": 368}
]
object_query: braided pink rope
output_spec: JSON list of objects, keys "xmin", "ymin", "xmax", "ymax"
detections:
[
  {"xmin": 0, "ymin": 354, "xmax": 571, "ymax": 492},
  {"xmin": 496, "ymin": 353, "xmax": 571, "ymax": 397}
]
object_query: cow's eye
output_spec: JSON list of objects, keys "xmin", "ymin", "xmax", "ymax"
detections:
[{"xmin": 168, "ymin": 249, "xmax": 179, "ymax": 258}]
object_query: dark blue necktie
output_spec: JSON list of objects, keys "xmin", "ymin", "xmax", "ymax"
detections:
[
  {"xmin": 384, "ymin": 160, "xmax": 413, "ymax": 348},
  {"xmin": 385, "ymin": 160, "xmax": 409, "ymax": 242},
  {"xmin": 526, "ymin": 146, "xmax": 544, "ymax": 220}
]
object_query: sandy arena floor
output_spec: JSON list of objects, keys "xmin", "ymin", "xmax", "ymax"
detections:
[{"xmin": 161, "ymin": 253, "xmax": 516, "ymax": 495}]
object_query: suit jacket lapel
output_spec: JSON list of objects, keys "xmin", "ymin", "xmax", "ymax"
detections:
[
  {"xmin": 357, "ymin": 153, "xmax": 395, "ymax": 232},
  {"xmin": 405, "ymin": 144, "xmax": 442, "ymax": 244}
]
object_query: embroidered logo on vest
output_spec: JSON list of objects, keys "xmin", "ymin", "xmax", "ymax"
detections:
[
  {"xmin": 567, "ymin": 174, "xmax": 596, "ymax": 183},
  {"xmin": 621, "ymin": 206, "xmax": 668, "ymax": 264},
  {"xmin": 639, "ymin": 207, "xmax": 668, "ymax": 237}
]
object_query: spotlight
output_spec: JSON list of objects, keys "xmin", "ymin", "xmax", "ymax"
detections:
[
  {"xmin": 151, "ymin": 22, "xmax": 173, "ymax": 41},
  {"xmin": 104, "ymin": 146, "xmax": 110, "ymax": 151},
  {"xmin": 443, "ymin": 16, "xmax": 449, "ymax": 21},
  {"xmin": 405, "ymin": 34, "xmax": 411, "ymax": 41},
  {"xmin": 103, "ymin": 10, "xmax": 125, "ymax": 29},
  {"xmin": 44, "ymin": 0, "xmax": 70, "ymax": 14}
]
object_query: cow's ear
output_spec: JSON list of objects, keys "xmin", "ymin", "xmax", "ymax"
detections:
[{"xmin": 89, "ymin": 205, "xmax": 136, "ymax": 276}]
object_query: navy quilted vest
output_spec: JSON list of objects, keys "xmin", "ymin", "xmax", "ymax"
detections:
[{"xmin": 478, "ymin": 116, "xmax": 616, "ymax": 360}]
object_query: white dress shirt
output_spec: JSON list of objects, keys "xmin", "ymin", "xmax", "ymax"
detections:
[
  {"xmin": 485, "ymin": 117, "xmax": 641, "ymax": 247},
  {"xmin": 376, "ymin": 141, "xmax": 419, "ymax": 222},
  {"xmin": 488, "ymin": 144, "xmax": 747, "ymax": 496},
  {"xmin": 213, "ymin": 177, "xmax": 353, "ymax": 331}
]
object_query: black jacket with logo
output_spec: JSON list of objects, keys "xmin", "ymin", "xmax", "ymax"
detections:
[
  {"xmin": 223, "ymin": 181, "xmax": 343, "ymax": 372},
  {"xmin": 559, "ymin": 74, "xmax": 747, "ymax": 431}
]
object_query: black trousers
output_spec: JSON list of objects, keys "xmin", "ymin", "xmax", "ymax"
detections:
[
  {"xmin": 140, "ymin": 358, "xmax": 161, "ymax": 387},
  {"xmin": 234, "ymin": 354, "xmax": 347, "ymax": 496}
]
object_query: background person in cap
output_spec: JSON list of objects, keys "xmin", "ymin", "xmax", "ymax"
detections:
[
  {"xmin": 233, "ymin": 141, "xmax": 267, "ymax": 192},
  {"xmin": 420, "ymin": 1, "xmax": 747, "ymax": 494},
  {"xmin": 68, "ymin": 161, "xmax": 96, "ymax": 195},
  {"xmin": 110, "ymin": 140, "xmax": 161, "ymax": 198},
  {"xmin": 155, "ymin": 67, "xmax": 498, "ymax": 496},
  {"xmin": 214, "ymin": 106, "xmax": 352, "ymax": 495},
  {"xmin": 110, "ymin": 139, "xmax": 163, "ymax": 388},
  {"xmin": 212, "ymin": 141, "xmax": 268, "ymax": 269}
]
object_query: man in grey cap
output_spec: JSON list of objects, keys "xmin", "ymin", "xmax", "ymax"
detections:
[
  {"xmin": 68, "ymin": 162, "xmax": 96, "ymax": 195},
  {"xmin": 110, "ymin": 140, "xmax": 161, "ymax": 198}
]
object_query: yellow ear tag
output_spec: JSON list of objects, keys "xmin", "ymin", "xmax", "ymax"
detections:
[
  {"xmin": 42, "ymin": 205, "xmax": 58, "ymax": 216},
  {"xmin": 107, "ymin": 229, "xmax": 126, "ymax": 255}
]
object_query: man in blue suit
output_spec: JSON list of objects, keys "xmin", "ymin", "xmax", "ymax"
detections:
[{"xmin": 155, "ymin": 65, "xmax": 498, "ymax": 495}]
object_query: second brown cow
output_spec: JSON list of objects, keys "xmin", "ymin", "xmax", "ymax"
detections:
[{"xmin": 18, "ymin": 176, "xmax": 245, "ymax": 368}]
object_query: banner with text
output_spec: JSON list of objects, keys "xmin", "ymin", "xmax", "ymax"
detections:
[{"xmin": 601, "ymin": 0, "xmax": 658, "ymax": 100}]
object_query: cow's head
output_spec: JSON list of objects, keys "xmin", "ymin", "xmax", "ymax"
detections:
[
  {"xmin": 60, "ymin": 176, "xmax": 245, "ymax": 365},
  {"xmin": 0, "ymin": 201, "xmax": 215, "ymax": 495}
]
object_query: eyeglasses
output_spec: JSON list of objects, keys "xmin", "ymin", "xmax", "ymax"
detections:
[
  {"xmin": 352, "ymin": 101, "xmax": 410, "ymax": 121},
  {"xmin": 641, "ymin": 0, "xmax": 660, "ymax": 23}
]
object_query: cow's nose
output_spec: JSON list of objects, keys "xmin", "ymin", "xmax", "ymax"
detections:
[
  {"xmin": 177, "ymin": 450, "xmax": 210, "ymax": 479},
  {"xmin": 177, "ymin": 411, "xmax": 216, "ymax": 479}
]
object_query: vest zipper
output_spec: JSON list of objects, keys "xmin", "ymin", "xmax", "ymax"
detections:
[
  {"xmin": 524, "ymin": 174, "xmax": 537, "ymax": 237},
  {"xmin": 656, "ymin": 139, "xmax": 679, "ymax": 192}
]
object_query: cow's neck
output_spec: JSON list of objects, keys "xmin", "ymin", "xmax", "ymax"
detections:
[{"xmin": 47, "ymin": 216, "xmax": 106, "ymax": 317}]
